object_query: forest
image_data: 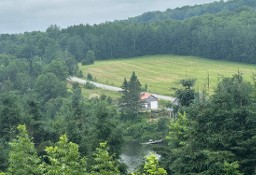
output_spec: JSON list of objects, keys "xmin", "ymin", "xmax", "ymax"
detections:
[
  {"xmin": 0, "ymin": 0, "xmax": 256, "ymax": 174},
  {"xmin": 0, "ymin": 0, "xmax": 256, "ymax": 63}
]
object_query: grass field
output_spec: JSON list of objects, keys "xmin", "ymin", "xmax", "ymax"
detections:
[{"xmin": 79, "ymin": 55, "xmax": 256, "ymax": 95}]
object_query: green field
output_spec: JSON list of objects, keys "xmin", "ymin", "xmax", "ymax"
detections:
[{"xmin": 80, "ymin": 55, "xmax": 256, "ymax": 95}]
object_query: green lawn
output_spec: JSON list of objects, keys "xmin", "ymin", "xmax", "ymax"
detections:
[{"xmin": 80, "ymin": 55, "xmax": 256, "ymax": 95}]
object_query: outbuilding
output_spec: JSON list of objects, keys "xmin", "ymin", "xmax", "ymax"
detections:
[{"xmin": 140, "ymin": 92, "xmax": 158, "ymax": 110}]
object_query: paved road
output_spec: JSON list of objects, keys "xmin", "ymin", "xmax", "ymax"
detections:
[{"xmin": 69, "ymin": 76, "xmax": 175, "ymax": 102}]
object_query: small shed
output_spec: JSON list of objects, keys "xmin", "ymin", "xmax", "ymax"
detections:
[{"xmin": 140, "ymin": 92, "xmax": 158, "ymax": 110}]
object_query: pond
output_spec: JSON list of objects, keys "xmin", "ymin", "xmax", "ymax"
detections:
[{"xmin": 119, "ymin": 141, "xmax": 161, "ymax": 173}]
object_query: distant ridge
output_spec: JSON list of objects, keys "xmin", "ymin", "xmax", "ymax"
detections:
[{"xmin": 126, "ymin": 0, "xmax": 256, "ymax": 23}]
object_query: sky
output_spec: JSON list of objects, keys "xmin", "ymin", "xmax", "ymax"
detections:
[{"xmin": 0, "ymin": 0, "xmax": 219, "ymax": 34}]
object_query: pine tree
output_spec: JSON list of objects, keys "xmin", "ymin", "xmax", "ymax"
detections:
[
  {"xmin": 175, "ymin": 78, "xmax": 196, "ymax": 107},
  {"xmin": 120, "ymin": 72, "xmax": 142, "ymax": 118},
  {"xmin": 44, "ymin": 134, "xmax": 87, "ymax": 175},
  {"xmin": 82, "ymin": 50, "xmax": 95, "ymax": 65},
  {"xmin": 7, "ymin": 125, "xmax": 43, "ymax": 175},
  {"xmin": 167, "ymin": 74, "xmax": 256, "ymax": 175},
  {"xmin": 91, "ymin": 142, "xmax": 120, "ymax": 175}
]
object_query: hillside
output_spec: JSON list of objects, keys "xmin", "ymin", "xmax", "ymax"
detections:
[
  {"xmin": 80, "ymin": 55, "xmax": 256, "ymax": 95},
  {"xmin": 0, "ymin": 0, "xmax": 256, "ymax": 64},
  {"xmin": 1, "ymin": 0, "xmax": 256, "ymax": 174},
  {"xmin": 127, "ymin": 0, "xmax": 256, "ymax": 23}
]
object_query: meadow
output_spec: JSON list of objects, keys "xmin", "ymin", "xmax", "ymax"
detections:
[{"xmin": 80, "ymin": 55, "xmax": 256, "ymax": 95}]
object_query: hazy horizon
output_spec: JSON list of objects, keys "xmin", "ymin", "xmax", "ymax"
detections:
[{"xmin": 0, "ymin": 0, "xmax": 219, "ymax": 34}]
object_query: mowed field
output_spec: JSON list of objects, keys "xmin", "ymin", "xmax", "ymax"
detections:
[{"xmin": 80, "ymin": 55, "xmax": 256, "ymax": 95}]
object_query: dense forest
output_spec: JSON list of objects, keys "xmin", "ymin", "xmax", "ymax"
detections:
[
  {"xmin": 1, "ymin": 0, "xmax": 256, "ymax": 174},
  {"xmin": 0, "ymin": 0, "xmax": 256, "ymax": 63},
  {"xmin": 0, "ymin": 54, "xmax": 169, "ymax": 174}
]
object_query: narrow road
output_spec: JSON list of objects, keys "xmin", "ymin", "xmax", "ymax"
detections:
[{"xmin": 68, "ymin": 76, "xmax": 175, "ymax": 102}]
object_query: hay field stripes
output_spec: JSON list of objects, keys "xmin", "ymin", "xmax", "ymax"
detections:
[{"xmin": 80, "ymin": 55, "xmax": 256, "ymax": 95}]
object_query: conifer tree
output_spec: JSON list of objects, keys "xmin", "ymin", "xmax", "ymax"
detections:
[
  {"xmin": 7, "ymin": 125, "xmax": 43, "ymax": 175},
  {"xmin": 44, "ymin": 134, "xmax": 87, "ymax": 175},
  {"xmin": 91, "ymin": 142, "xmax": 120, "ymax": 175},
  {"xmin": 120, "ymin": 72, "xmax": 142, "ymax": 118}
]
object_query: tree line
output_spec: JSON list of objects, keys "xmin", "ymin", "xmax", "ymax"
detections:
[{"xmin": 0, "ymin": 0, "xmax": 256, "ymax": 64}]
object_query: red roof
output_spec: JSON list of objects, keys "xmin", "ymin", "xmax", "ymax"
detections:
[{"xmin": 140, "ymin": 92, "xmax": 152, "ymax": 100}]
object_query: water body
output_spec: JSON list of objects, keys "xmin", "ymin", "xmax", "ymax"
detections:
[{"xmin": 120, "ymin": 141, "xmax": 161, "ymax": 173}]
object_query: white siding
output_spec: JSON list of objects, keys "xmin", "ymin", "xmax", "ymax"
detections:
[{"xmin": 150, "ymin": 101, "xmax": 158, "ymax": 110}]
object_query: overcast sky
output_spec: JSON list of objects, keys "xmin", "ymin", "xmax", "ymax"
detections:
[{"xmin": 0, "ymin": 0, "xmax": 219, "ymax": 34}]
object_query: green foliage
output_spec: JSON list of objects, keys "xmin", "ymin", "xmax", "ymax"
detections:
[
  {"xmin": 82, "ymin": 50, "xmax": 95, "ymax": 65},
  {"xmin": 120, "ymin": 72, "xmax": 142, "ymax": 118},
  {"xmin": 90, "ymin": 142, "xmax": 120, "ymax": 175},
  {"xmin": 175, "ymin": 78, "xmax": 196, "ymax": 107},
  {"xmin": 81, "ymin": 55, "xmax": 256, "ymax": 95},
  {"xmin": 84, "ymin": 82, "xmax": 96, "ymax": 89},
  {"xmin": 64, "ymin": 57, "xmax": 79, "ymax": 75},
  {"xmin": 87, "ymin": 73, "xmax": 93, "ymax": 80},
  {"xmin": 7, "ymin": 125, "xmax": 43, "ymax": 175},
  {"xmin": 35, "ymin": 72, "xmax": 67, "ymax": 102},
  {"xmin": 224, "ymin": 161, "xmax": 243, "ymax": 175},
  {"xmin": 94, "ymin": 101, "xmax": 123, "ymax": 156},
  {"xmin": 167, "ymin": 74, "xmax": 256, "ymax": 175},
  {"xmin": 1, "ymin": 1, "xmax": 256, "ymax": 64},
  {"xmin": 166, "ymin": 112, "xmax": 190, "ymax": 147},
  {"xmin": 2, "ymin": 2, "xmax": 256, "ymax": 173},
  {"xmin": 44, "ymin": 134, "xmax": 87, "ymax": 175},
  {"xmin": 0, "ymin": 93, "xmax": 25, "ymax": 141},
  {"xmin": 132, "ymin": 152, "xmax": 167, "ymax": 175},
  {"xmin": 143, "ymin": 153, "xmax": 167, "ymax": 175},
  {"xmin": 45, "ymin": 59, "xmax": 69, "ymax": 81}
]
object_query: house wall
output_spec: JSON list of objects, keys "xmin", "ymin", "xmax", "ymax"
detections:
[
  {"xmin": 150, "ymin": 101, "xmax": 158, "ymax": 110},
  {"xmin": 143, "ymin": 103, "xmax": 148, "ymax": 109}
]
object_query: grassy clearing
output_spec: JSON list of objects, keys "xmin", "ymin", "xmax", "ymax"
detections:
[
  {"xmin": 80, "ymin": 87, "xmax": 120, "ymax": 100},
  {"xmin": 67, "ymin": 82, "xmax": 120, "ymax": 100},
  {"xmin": 80, "ymin": 55, "xmax": 256, "ymax": 95}
]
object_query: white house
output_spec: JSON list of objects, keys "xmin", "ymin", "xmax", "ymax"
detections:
[{"xmin": 140, "ymin": 92, "xmax": 158, "ymax": 110}]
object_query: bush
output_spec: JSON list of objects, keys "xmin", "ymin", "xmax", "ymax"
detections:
[
  {"xmin": 84, "ymin": 82, "xmax": 96, "ymax": 89},
  {"xmin": 76, "ymin": 70, "xmax": 83, "ymax": 77},
  {"xmin": 87, "ymin": 73, "xmax": 93, "ymax": 80}
]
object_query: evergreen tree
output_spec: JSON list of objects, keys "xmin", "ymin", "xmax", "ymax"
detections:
[
  {"xmin": 82, "ymin": 50, "xmax": 95, "ymax": 65},
  {"xmin": 120, "ymin": 72, "xmax": 142, "ymax": 118},
  {"xmin": 90, "ymin": 142, "xmax": 120, "ymax": 175},
  {"xmin": 7, "ymin": 125, "xmax": 43, "ymax": 175},
  {"xmin": 175, "ymin": 78, "xmax": 196, "ymax": 107},
  {"xmin": 167, "ymin": 74, "xmax": 256, "ymax": 175},
  {"xmin": 44, "ymin": 134, "xmax": 87, "ymax": 175},
  {"xmin": 0, "ymin": 93, "xmax": 25, "ymax": 142}
]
